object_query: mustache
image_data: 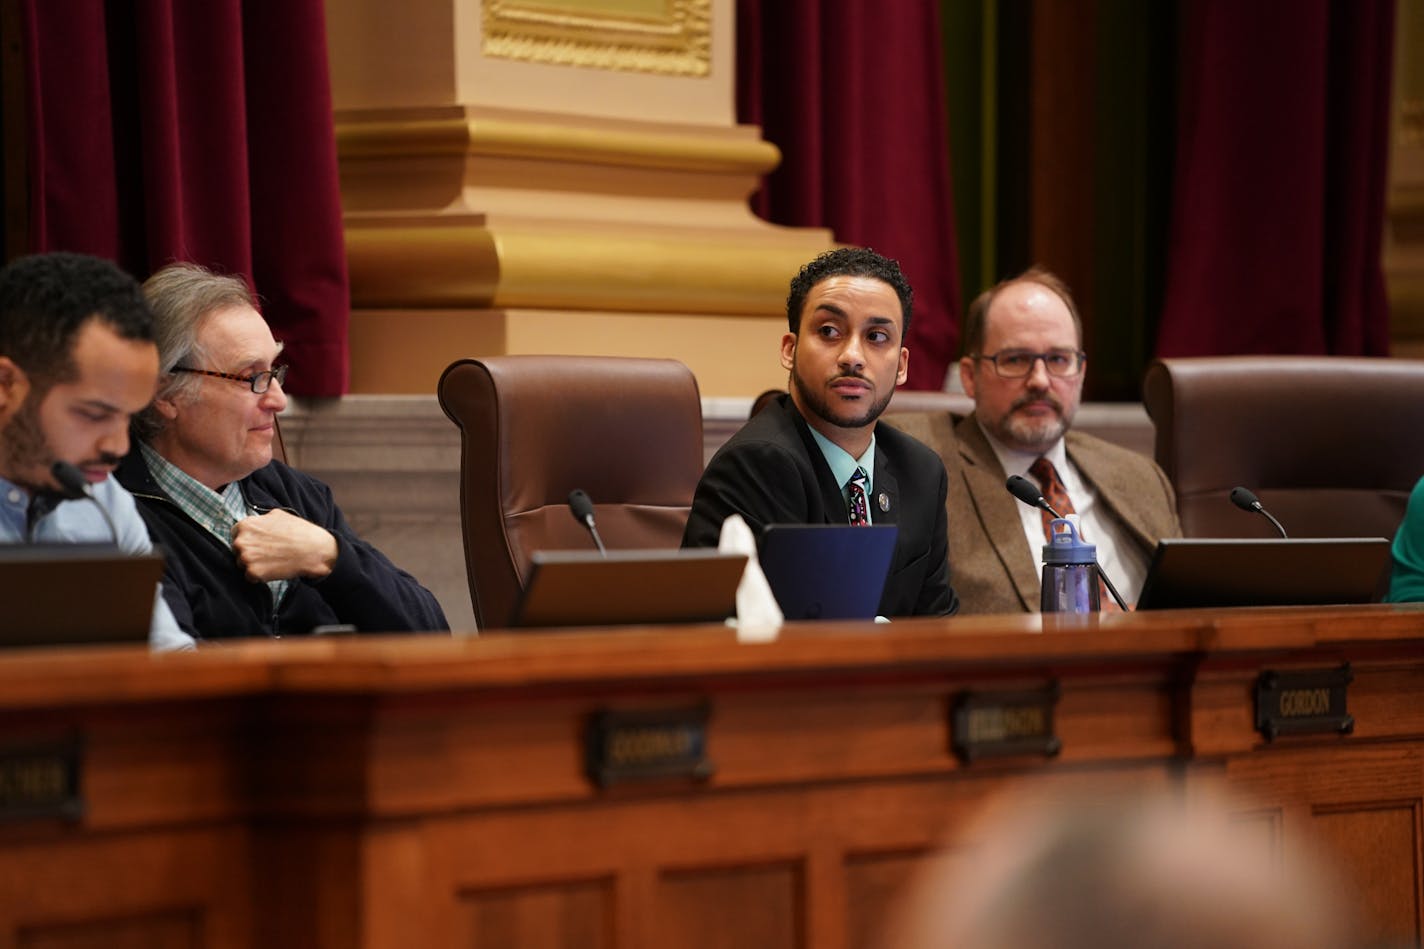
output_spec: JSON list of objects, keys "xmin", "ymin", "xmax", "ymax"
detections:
[
  {"xmin": 832, "ymin": 372, "xmax": 870, "ymax": 383},
  {"xmin": 78, "ymin": 452, "xmax": 124, "ymax": 469},
  {"xmin": 1011, "ymin": 390, "xmax": 1063, "ymax": 413}
]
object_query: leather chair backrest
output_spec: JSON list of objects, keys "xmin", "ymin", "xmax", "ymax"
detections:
[
  {"xmin": 882, "ymin": 389, "xmax": 977, "ymax": 417},
  {"xmin": 438, "ymin": 355, "xmax": 705, "ymax": 629},
  {"xmin": 1142, "ymin": 356, "xmax": 1424, "ymax": 539}
]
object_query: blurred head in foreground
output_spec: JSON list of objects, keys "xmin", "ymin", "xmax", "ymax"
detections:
[{"xmin": 880, "ymin": 785, "xmax": 1357, "ymax": 949}]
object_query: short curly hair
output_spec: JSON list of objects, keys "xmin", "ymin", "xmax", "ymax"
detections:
[
  {"xmin": 0, "ymin": 253, "xmax": 154, "ymax": 386},
  {"xmin": 785, "ymin": 247, "xmax": 914, "ymax": 337}
]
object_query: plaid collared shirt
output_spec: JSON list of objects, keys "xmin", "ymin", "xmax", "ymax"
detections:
[{"xmin": 140, "ymin": 443, "xmax": 288, "ymax": 609}]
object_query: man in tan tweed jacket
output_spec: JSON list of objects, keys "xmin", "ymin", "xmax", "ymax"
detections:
[{"xmin": 889, "ymin": 268, "xmax": 1180, "ymax": 614}]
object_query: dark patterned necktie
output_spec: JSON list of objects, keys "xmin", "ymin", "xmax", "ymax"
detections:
[
  {"xmin": 1028, "ymin": 456, "xmax": 1120, "ymax": 611},
  {"xmin": 847, "ymin": 467, "xmax": 870, "ymax": 526}
]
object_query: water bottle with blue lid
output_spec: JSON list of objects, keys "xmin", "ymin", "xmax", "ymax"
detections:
[{"xmin": 1040, "ymin": 514, "xmax": 1101, "ymax": 613}]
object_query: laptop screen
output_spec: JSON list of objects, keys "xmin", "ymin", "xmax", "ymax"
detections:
[
  {"xmin": 758, "ymin": 524, "xmax": 898, "ymax": 621},
  {"xmin": 511, "ymin": 549, "xmax": 746, "ymax": 629},
  {"xmin": 0, "ymin": 544, "xmax": 163, "ymax": 648},
  {"xmin": 1135, "ymin": 537, "xmax": 1391, "ymax": 610}
]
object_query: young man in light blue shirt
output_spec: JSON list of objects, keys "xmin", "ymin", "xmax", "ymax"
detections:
[{"xmin": 0, "ymin": 253, "xmax": 193, "ymax": 651}]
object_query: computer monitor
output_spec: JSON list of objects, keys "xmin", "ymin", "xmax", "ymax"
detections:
[
  {"xmin": 1135, "ymin": 537, "xmax": 1391, "ymax": 610},
  {"xmin": 511, "ymin": 549, "xmax": 747, "ymax": 629},
  {"xmin": 758, "ymin": 524, "xmax": 898, "ymax": 620},
  {"xmin": 0, "ymin": 544, "xmax": 163, "ymax": 648}
]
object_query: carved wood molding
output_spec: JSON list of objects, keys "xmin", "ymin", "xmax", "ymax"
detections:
[{"xmin": 483, "ymin": 0, "xmax": 711, "ymax": 76}]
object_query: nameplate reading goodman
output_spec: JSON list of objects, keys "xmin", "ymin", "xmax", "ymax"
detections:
[{"xmin": 585, "ymin": 706, "xmax": 713, "ymax": 788}]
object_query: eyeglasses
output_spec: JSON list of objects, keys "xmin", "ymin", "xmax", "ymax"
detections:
[
  {"xmin": 974, "ymin": 349, "xmax": 1085, "ymax": 379},
  {"xmin": 171, "ymin": 364, "xmax": 288, "ymax": 394}
]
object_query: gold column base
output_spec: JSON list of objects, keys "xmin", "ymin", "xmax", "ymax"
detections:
[
  {"xmin": 346, "ymin": 216, "xmax": 831, "ymax": 315},
  {"xmin": 337, "ymin": 106, "xmax": 835, "ymax": 397},
  {"xmin": 1387, "ymin": 185, "xmax": 1424, "ymax": 357}
]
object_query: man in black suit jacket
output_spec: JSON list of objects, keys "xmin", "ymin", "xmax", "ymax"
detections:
[{"xmin": 682, "ymin": 247, "xmax": 957, "ymax": 617}]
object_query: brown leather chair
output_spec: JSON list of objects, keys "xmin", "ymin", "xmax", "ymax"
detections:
[
  {"xmin": 1142, "ymin": 356, "xmax": 1424, "ymax": 539},
  {"xmin": 749, "ymin": 388, "xmax": 784, "ymax": 418},
  {"xmin": 438, "ymin": 355, "xmax": 705, "ymax": 629},
  {"xmin": 882, "ymin": 389, "xmax": 976, "ymax": 417}
]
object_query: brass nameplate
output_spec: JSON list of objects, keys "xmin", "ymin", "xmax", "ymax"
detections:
[
  {"xmin": 0, "ymin": 737, "xmax": 82, "ymax": 822},
  {"xmin": 1255, "ymin": 664, "xmax": 1353, "ymax": 741},
  {"xmin": 585, "ymin": 706, "xmax": 713, "ymax": 788},
  {"xmin": 951, "ymin": 685, "xmax": 1061, "ymax": 763}
]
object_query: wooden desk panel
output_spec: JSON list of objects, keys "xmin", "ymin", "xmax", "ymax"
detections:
[{"xmin": 0, "ymin": 605, "xmax": 1419, "ymax": 948}]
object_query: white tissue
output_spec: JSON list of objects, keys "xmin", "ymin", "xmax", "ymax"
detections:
[{"xmin": 717, "ymin": 513, "xmax": 784, "ymax": 642}]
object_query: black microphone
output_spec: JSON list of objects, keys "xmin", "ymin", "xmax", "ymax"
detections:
[
  {"xmin": 1007, "ymin": 474, "xmax": 1061, "ymax": 518},
  {"xmin": 50, "ymin": 461, "xmax": 119, "ymax": 544},
  {"xmin": 1229, "ymin": 486, "xmax": 1288, "ymax": 539},
  {"xmin": 1005, "ymin": 474, "xmax": 1130, "ymax": 612},
  {"xmin": 567, "ymin": 488, "xmax": 607, "ymax": 556}
]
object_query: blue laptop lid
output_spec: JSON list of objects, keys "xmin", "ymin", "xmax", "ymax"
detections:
[{"xmin": 758, "ymin": 524, "xmax": 898, "ymax": 621}]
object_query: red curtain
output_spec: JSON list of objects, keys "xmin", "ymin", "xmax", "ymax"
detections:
[
  {"xmin": 20, "ymin": 0, "xmax": 349, "ymax": 395},
  {"xmin": 737, "ymin": 0, "xmax": 961, "ymax": 391},
  {"xmin": 1156, "ymin": 1, "xmax": 1394, "ymax": 357}
]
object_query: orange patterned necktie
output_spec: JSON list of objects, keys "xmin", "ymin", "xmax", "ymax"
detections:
[{"xmin": 1027, "ymin": 456, "xmax": 1120, "ymax": 612}]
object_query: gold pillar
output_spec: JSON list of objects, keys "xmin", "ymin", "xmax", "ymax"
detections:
[
  {"xmin": 325, "ymin": 0, "xmax": 831, "ymax": 396},
  {"xmin": 1388, "ymin": 0, "xmax": 1424, "ymax": 357}
]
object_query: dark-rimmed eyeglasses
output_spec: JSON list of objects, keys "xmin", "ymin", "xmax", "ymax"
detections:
[
  {"xmin": 974, "ymin": 349, "xmax": 1085, "ymax": 379},
  {"xmin": 171, "ymin": 364, "xmax": 289, "ymax": 394}
]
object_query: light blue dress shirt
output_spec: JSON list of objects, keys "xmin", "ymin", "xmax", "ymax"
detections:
[
  {"xmin": 808, "ymin": 427, "xmax": 878, "ymax": 524},
  {"xmin": 0, "ymin": 473, "xmax": 195, "ymax": 651}
]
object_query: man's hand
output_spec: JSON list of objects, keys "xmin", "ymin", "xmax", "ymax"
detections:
[{"xmin": 230, "ymin": 509, "xmax": 339, "ymax": 582}]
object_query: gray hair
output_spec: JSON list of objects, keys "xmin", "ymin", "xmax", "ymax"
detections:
[{"xmin": 133, "ymin": 262, "xmax": 258, "ymax": 441}]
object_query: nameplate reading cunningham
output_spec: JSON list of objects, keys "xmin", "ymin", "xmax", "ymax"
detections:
[{"xmin": 951, "ymin": 684, "xmax": 1061, "ymax": 763}]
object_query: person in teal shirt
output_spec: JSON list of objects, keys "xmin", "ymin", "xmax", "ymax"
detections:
[{"xmin": 1387, "ymin": 475, "xmax": 1424, "ymax": 602}]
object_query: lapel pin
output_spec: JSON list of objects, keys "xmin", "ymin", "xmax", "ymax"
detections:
[{"xmin": 877, "ymin": 491, "xmax": 890, "ymax": 512}]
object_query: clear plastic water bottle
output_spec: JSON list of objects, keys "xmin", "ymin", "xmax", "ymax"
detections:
[{"xmin": 1040, "ymin": 515, "xmax": 1101, "ymax": 613}]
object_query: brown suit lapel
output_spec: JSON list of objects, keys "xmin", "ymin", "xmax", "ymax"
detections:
[
  {"xmin": 955, "ymin": 417, "xmax": 1041, "ymax": 610},
  {"xmin": 1066, "ymin": 433, "xmax": 1158, "ymax": 552}
]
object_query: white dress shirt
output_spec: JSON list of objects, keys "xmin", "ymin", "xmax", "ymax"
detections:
[{"xmin": 978, "ymin": 422, "xmax": 1150, "ymax": 604}]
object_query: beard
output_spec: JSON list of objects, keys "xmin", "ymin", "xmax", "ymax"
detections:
[
  {"xmin": 0, "ymin": 398, "xmax": 54, "ymax": 492},
  {"xmin": 791, "ymin": 364, "xmax": 895, "ymax": 431},
  {"xmin": 988, "ymin": 388, "xmax": 1074, "ymax": 452}
]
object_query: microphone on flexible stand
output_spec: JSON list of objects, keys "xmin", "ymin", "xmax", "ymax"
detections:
[
  {"xmin": 1007, "ymin": 474, "xmax": 1060, "ymax": 518},
  {"xmin": 567, "ymin": 488, "xmax": 607, "ymax": 556},
  {"xmin": 1005, "ymin": 474, "xmax": 1130, "ymax": 612},
  {"xmin": 1229, "ymin": 486, "xmax": 1288, "ymax": 539},
  {"xmin": 50, "ymin": 461, "xmax": 119, "ymax": 544}
]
